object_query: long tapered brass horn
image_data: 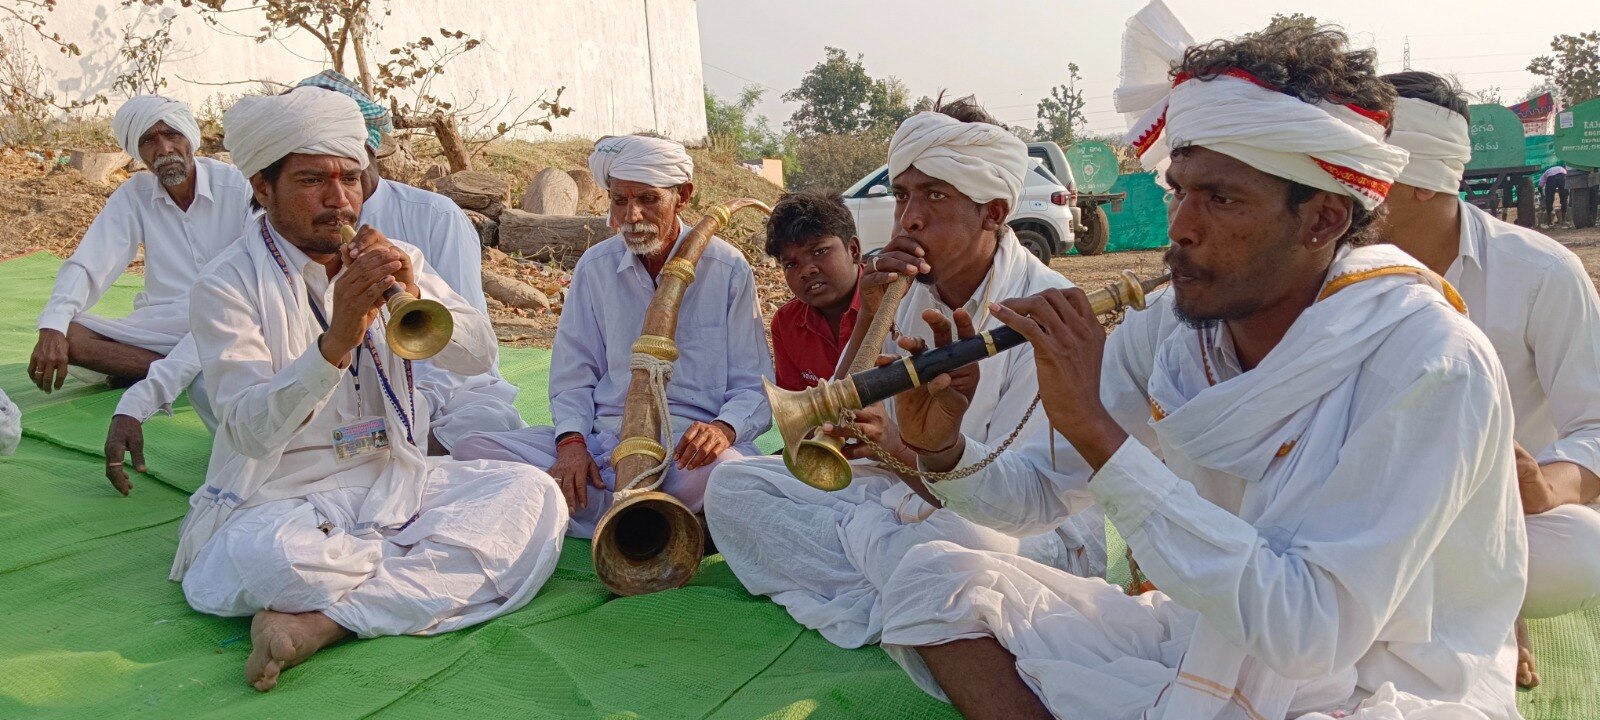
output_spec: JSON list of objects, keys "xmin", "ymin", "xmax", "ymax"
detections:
[
  {"xmin": 594, "ymin": 199, "xmax": 774, "ymax": 596},
  {"xmin": 767, "ymin": 270, "xmax": 1170, "ymax": 489},
  {"xmin": 340, "ymin": 224, "xmax": 454, "ymax": 360}
]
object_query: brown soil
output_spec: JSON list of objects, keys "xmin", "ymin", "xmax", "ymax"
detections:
[{"xmin": 8, "ymin": 131, "xmax": 1600, "ymax": 350}]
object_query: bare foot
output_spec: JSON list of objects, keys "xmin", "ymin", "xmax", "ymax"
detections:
[
  {"xmin": 243, "ymin": 610, "xmax": 351, "ymax": 692},
  {"xmin": 1516, "ymin": 618, "xmax": 1541, "ymax": 689}
]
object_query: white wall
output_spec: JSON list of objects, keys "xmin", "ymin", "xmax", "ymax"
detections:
[{"xmin": 20, "ymin": 0, "xmax": 708, "ymax": 142}]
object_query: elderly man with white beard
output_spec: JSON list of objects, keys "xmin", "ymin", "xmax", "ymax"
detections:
[
  {"xmin": 451, "ymin": 135, "xmax": 772, "ymax": 537},
  {"xmin": 27, "ymin": 96, "xmax": 253, "ymax": 394},
  {"xmin": 172, "ymin": 87, "xmax": 565, "ymax": 692}
]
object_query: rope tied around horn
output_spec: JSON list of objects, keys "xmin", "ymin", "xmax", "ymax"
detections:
[{"xmin": 617, "ymin": 351, "xmax": 676, "ymax": 497}]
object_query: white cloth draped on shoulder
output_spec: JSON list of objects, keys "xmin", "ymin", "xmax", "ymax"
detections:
[
  {"xmin": 883, "ymin": 244, "xmax": 1526, "ymax": 720},
  {"xmin": 707, "ymin": 231, "xmax": 1104, "ymax": 651}
]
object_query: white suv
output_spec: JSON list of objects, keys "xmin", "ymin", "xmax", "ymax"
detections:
[{"xmin": 841, "ymin": 159, "xmax": 1076, "ymax": 262}]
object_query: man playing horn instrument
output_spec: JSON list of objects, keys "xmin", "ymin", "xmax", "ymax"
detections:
[
  {"xmin": 171, "ymin": 87, "xmax": 566, "ymax": 692},
  {"xmin": 876, "ymin": 7, "xmax": 1525, "ymax": 719},
  {"xmin": 27, "ymin": 95, "xmax": 253, "ymax": 395},
  {"xmin": 105, "ymin": 72, "xmax": 524, "ymax": 494},
  {"xmin": 452, "ymin": 134, "xmax": 771, "ymax": 535},
  {"xmin": 705, "ymin": 96, "xmax": 1106, "ymax": 653},
  {"xmin": 1375, "ymin": 70, "xmax": 1600, "ymax": 690}
]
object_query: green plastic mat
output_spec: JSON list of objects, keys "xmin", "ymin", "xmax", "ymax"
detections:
[
  {"xmin": 1, "ymin": 251, "xmax": 1595, "ymax": 718},
  {"xmin": 0, "ymin": 252, "xmax": 947, "ymax": 719}
]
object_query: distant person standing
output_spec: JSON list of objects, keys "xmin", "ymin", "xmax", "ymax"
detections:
[{"xmin": 1541, "ymin": 164, "xmax": 1568, "ymax": 225}]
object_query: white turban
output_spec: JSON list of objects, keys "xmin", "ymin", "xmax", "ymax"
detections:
[
  {"xmin": 111, "ymin": 95, "xmax": 201, "ymax": 161},
  {"xmin": 887, "ymin": 111, "xmax": 1029, "ymax": 215},
  {"xmin": 223, "ymin": 86, "xmax": 370, "ymax": 179},
  {"xmin": 1389, "ymin": 96, "xmax": 1471, "ymax": 194},
  {"xmin": 1114, "ymin": 1, "xmax": 1409, "ymax": 211},
  {"xmin": 588, "ymin": 135, "xmax": 694, "ymax": 191}
]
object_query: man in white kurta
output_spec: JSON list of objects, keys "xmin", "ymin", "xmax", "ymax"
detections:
[
  {"xmin": 705, "ymin": 104, "xmax": 1102, "ymax": 653},
  {"xmin": 171, "ymin": 87, "xmax": 565, "ymax": 693},
  {"xmin": 27, "ymin": 95, "xmax": 252, "ymax": 394},
  {"xmin": 106, "ymin": 77, "xmax": 522, "ymax": 493},
  {"xmin": 452, "ymin": 135, "xmax": 772, "ymax": 536},
  {"xmin": 1376, "ymin": 71, "xmax": 1600, "ymax": 688},
  {"xmin": 873, "ymin": 7, "xmax": 1526, "ymax": 719}
]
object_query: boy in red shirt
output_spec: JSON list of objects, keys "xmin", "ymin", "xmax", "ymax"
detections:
[{"xmin": 766, "ymin": 190, "xmax": 863, "ymax": 391}]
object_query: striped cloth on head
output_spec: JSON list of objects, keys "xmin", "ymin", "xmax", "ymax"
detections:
[{"xmin": 297, "ymin": 70, "xmax": 392, "ymax": 152}]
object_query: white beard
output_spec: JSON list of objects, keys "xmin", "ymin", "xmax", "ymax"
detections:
[{"xmin": 621, "ymin": 222, "xmax": 666, "ymax": 256}]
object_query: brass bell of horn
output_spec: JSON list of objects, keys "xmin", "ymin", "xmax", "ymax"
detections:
[{"xmin": 340, "ymin": 224, "xmax": 454, "ymax": 360}]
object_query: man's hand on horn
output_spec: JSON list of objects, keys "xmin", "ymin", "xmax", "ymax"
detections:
[
  {"xmin": 991, "ymin": 288, "xmax": 1126, "ymax": 470},
  {"xmin": 890, "ymin": 308, "xmax": 980, "ymax": 475}
]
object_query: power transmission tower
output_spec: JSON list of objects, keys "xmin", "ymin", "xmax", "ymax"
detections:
[{"xmin": 1403, "ymin": 36, "xmax": 1411, "ymax": 70}]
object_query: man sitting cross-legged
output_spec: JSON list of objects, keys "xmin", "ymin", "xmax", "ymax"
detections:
[
  {"xmin": 874, "ymin": 9, "xmax": 1525, "ymax": 719},
  {"xmin": 170, "ymin": 87, "xmax": 566, "ymax": 693},
  {"xmin": 451, "ymin": 134, "xmax": 771, "ymax": 536},
  {"xmin": 767, "ymin": 188, "xmax": 864, "ymax": 392},
  {"xmin": 706, "ymin": 97, "xmax": 1105, "ymax": 654},
  {"xmin": 27, "ymin": 95, "xmax": 252, "ymax": 394},
  {"xmin": 1376, "ymin": 69, "xmax": 1600, "ymax": 690},
  {"xmin": 104, "ymin": 71, "xmax": 523, "ymax": 494}
]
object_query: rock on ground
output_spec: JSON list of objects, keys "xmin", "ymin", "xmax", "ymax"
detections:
[{"xmin": 520, "ymin": 167, "xmax": 579, "ymax": 215}]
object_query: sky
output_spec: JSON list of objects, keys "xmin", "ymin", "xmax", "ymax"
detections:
[{"xmin": 697, "ymin": 0, "xmax": 1591, "ymax": 137}]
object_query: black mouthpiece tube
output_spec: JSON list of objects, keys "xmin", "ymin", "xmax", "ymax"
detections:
[{"xmin": 852, "ymin": 326, "xmax": 1027, "ymax": 406}]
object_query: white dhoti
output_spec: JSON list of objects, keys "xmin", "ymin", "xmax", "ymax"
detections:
[
  {"xmin": 1524, "ymin": 504, "xmax": 1600, "ymax": 619},
  {"xmin": 881, "ymin": 542, "xmax": 1493, "ymax": 720},
  {"xmin": 452, "ymin": 417, "xmax": 756, "ymax": 538},
  {"xmin": 73, "ymin": 300, "xmax": 190, "ymax": 355},
  {"xmin": 706, "ymin": 458, "xmax": 1082, "ymax": 649},
  {"xmin": 183, "ymin": 458, "xmax": 566, "ymax": 637}
]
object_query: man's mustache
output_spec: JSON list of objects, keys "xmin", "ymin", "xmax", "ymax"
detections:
[{"xmin": 313, "ymin": 210, "xmax": 359, "ymax": 226}]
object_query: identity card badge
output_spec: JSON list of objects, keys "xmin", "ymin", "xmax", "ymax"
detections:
[{"xmin": 333, "ymin": 417, "xmax": 391, "ymax": 460}]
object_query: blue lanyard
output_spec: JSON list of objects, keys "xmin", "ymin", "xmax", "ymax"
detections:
[{"xmin": 258, "ymin": 218, "xmax": 417, "ymax": 445}]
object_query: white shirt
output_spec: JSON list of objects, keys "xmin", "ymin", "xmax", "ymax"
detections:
[
  {"xmin": 362, "ymin": 179, "xmax": 485, "ymax": 314},
  {"xmin": 549, "ymin": 222, "xmax": 772, "ymax": 442},
  {"xmin": 926, "ymin": 254, "xmax": 1524, "ymax": 718},
  {"xmin": 1449, "ymin": 200, "xmax": 1600, "ymax": 488},
  {"xmin": 38, "ymin": 157, "xmax": 253, "ymax": 333}
]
